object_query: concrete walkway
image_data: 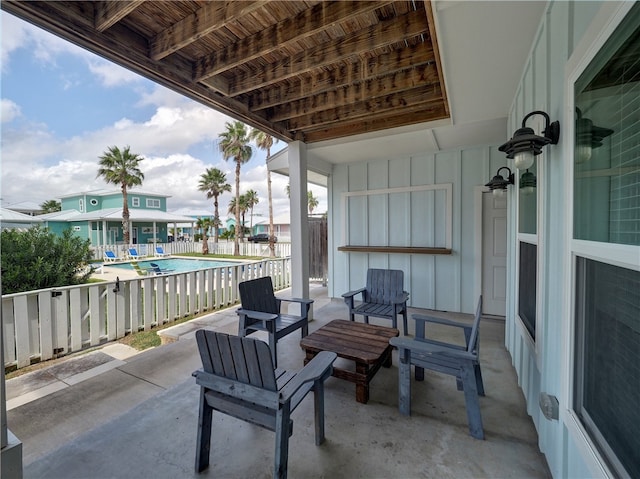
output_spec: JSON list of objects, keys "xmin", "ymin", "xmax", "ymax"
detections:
[{"xmin": 6, "ymin": 285, "xmax": 551, "ymax": 478}]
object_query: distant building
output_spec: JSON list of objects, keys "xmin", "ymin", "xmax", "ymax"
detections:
[{"xmin": 0, "ymin": 208, "xmax": 43, "ymax": 230}]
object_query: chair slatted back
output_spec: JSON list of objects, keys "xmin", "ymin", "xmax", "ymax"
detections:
[
  {"xmin": 365, "ymin": 269, "xmax": 404, "ymax": 305},
  {"xmin": 467, "ymin": 296, "xmax": 483, "ymax": 355},
  {"xmin": 196, "ymin": 329, "xmax": 277, "ymax": 391},
  {"xmin": 239, "ymin": 277, "xmax": 279, "ymax": 314}
]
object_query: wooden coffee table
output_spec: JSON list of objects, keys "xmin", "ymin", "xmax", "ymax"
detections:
[{"xmin": 300, "ymin": 319, "xmax": 399, "ymax": 404}]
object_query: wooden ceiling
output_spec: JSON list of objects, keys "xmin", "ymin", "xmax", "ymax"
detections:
[{"xmin": 2, "ymin": 1, "xmax": 449, "ymax": 144}]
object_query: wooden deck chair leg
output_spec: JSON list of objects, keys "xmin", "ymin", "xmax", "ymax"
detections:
[
  {"xmin": 313, "ymin": 380, "xmax": 326, "ymax": 446},
  {"xmin": 397, "ymin": 348, "xmax": 412, "ymax": 416},
  {"xmin": 269, "ymin": 334, "xmax": 278, "ymax": 368},
  {"xmin": 460, "ymin": 363, "xmax": 484, "ymax": 439},
  {"xmin": 363, "ymin": 315, "xmax": 369, "ymax": 324},
  {"xmin": 402, "ymin": 309, "xmax": 408, "ymax": 336},
  {"xmin": 274, "ymin": 405, "xmax": 292, "ymax": 479},
  {"xmin": 475, "ymin": 364, "xmax": 485, "ymax": 396},
  {"xmin": 195, "ymin": 391, "xmax": 213, "ymax": 472}
]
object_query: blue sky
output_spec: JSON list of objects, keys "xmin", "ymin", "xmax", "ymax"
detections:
[{"xmin": 1, "ymin": 12, "xmax": 326, "ymax": 219}]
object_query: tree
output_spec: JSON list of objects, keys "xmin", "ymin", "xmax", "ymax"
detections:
[
  {"xmin": 40, "ymin": 199, "xmax": 61, "ymax": 214},
  {"xmin": 250, "ymin": 128, "xmax": 279, "ymax": 256},
  {"xmin": 196, "ymin": 217, "xmax": 213, "ymax": 255},
  {"xmin": 198, "ymin": 167, "xmax": 231, "ymax": 244},
  {"xmin": 228, "ymin": 194, "xmax": 249, "ymax": 239},
  {"xmin": 307, "ymin": 191, "xmax": 319, "ymax": 215},
  {"xmin": 218, "ymin": 121, "xmax": 252, "ymax": 255},
  {"xmin": 243, "ymin": 189, "xmax": 259, "ymax": 232},
  {"xmin": 97, "ymin": 145, "xmax": 144, "ymax": 245},
  {"xmin": 0, "ymin": 227, "xmax": 93, "ymax": 294}
]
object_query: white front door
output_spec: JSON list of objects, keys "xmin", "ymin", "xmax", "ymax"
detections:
[{"xmin": 482, "ymin": 193, "xmax": 507, "ymax": 316}]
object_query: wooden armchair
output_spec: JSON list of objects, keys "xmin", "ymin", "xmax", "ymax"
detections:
[
  {"xmin": 342, "ymin": 268, "xmax": 409, "ymax": 335},
  {"xmin": 238, "ymin": 276, "xmax": 313, "ymax": 368},
  {"xmin": 193, "ymin": 330, "xmax": 336, "ymax": 478},
  {"xmin": 389, "ymin": 296, "xmax": 485, "ymax": 439}
]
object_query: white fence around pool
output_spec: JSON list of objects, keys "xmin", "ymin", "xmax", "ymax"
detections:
[{"xmin": 3, "ymin": 258, "xmax": 292, "ymax": 370}]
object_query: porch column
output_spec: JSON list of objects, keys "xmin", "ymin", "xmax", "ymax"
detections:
[
  {"xmin": 153, "ymin": 221, "xmax": 157, "ymax": 247},
  {"xmin": 1, "ymin": 289, "xmax": 23, "ymax": 478},
  {"xmin": 102, "ymin": 220, "xmax": 107, "ymax": 246},
  {"xmin": 288, "ymin": 141, "xmax": 310, "ymax": 312}
]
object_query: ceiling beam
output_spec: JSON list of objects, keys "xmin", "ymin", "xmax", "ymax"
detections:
[
  {"xmin": 270, "ymin": 64, "xmax": 440, "ymax": 122},
  {"xmin": 94, "ymin": 0, "xmax": 145, "ymax": 32},
  {"xmin": 209, "ymin": 8, "xmax": 430, "ymax": 95},
  {"xmin": 286, "ymin": 85, "xmax": 443, "ymax": 131},
  {"xmin": 194, "ymin": 1, "xmax": 386, "ymax": 79},
  {"xmin": 302, "ymin": 104, "xmax": 449, "ymax": 142},
  {"xmin": 149, "ymin": 1, "xmax": 268, "ymax": 61},
  {"xmin": 423, "ymin": 1, "xmax": 449, "ymax": 116},
  {"xmin": 248, "ymin": 42, "xmax": 435, "ymax": 111}
]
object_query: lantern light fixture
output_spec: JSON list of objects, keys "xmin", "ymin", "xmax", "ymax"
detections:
[
  {"xmin": 575, "ymin": 108, "xmax": 614, "ymax": 163},
  {"xmin": 519, "ymin": 170, "xmax": 537, "ymax": 195},
  {"xmin": 499, "ymin": 110, "xmax": 560, "ymax": 170},
  {"xmin": 485, "ymin": 166, "xmax": 515, "ymax": 197}
]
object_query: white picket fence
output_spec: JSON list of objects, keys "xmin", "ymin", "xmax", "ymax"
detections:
[
  {"xmin": 2, "ymin": 258, "xmax": 292, "ymax": 370},
  {"xmin": 92, "ymin": 241, "xmax": 292, "ymax": 260}
]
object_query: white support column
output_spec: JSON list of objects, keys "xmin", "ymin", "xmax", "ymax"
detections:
[
  {"xmin": 102, "ymin": 220, "xmax": 107, "ymax": 246},
  {"xmin": 288, "ymin": 141, "xmax": 310, "ymax": 313}
]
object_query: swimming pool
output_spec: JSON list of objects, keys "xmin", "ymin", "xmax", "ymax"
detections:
[{"xmin": 107, "ymin": 258, "xmax": 240, "ymax": 273}]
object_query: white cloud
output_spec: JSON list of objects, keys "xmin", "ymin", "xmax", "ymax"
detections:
[
  {"xmin": 87, "ymin": 59, "xmax": 141, "ymax": 87},
  {"xmin": 1, "ymin": 99, "xmax": 21, "ymax": 123}
]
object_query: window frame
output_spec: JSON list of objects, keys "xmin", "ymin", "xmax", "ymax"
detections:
[
  {"xmin": 561, "ymin": 2, "xmax": 640, "ymax": 476},
  {"xmin": 132, "ymin": 197, "xmax": 140, "ymax": 207},
  {"xmin": 146, "ymin": 198, "xmax": 161, "ymax": 209}
]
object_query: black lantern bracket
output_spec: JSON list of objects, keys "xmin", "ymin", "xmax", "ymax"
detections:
[{"xmin": 499, "ymin": 110, "xmax": 560, "ymax": 159}]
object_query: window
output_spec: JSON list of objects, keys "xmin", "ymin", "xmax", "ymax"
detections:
[
  {"xmin": 132, "ymin": 197, "xmax": 140, "ymax": 207},
  {"xmin": 573, "ymin": 5, "xmax": 640, "ymax": 477},
  {"xmin": 518, "ymin": 242, "xmax": 537, "ymax": 339},
  {"xmin": 90, "ymin": 198, "xmax": 98, "ymax": 206},
  {"xmin": 79, "ymin": 198, "xmax": 84, "ymax": 212},
  {"xmin": 146, "ymin": 198, "xmax": 160, "ymax": 208}
]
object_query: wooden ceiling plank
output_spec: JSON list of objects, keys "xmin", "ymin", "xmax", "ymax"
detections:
[
  {"xmin": 249, "ymin": 42, "xmax": 435, "ymax": 111},
  {"xmin": 270, "ymin": 64, "xmax": 440, "ymax": 122},
  {"xmin": 302, "ymin": 105, "xmax": 449, "ymax": 142},
  {"xmin": 94, "ymin": 0, "xmax": 145, "ymax": 32},
  {"xmin": 194, "ymin": 1, "xmax": 386, "ymax": 80},
  {"xmin": 150, "ymin": 1, "xmax": 268, "ymax": 61},
  {"xmin": 226, "ymin": 8, "xmax": 430, "ymax": 96},
  {"xmin": 285, "ymin": 86, "xmax": 443, "ymax": 130}
]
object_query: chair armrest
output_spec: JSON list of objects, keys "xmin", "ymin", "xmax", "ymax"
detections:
[
  {"xmin": 279, "ymin": 351, "xmax": 337, "ymax": 403},
  {"xmin": 237, "ymin": 308, "xmax": 279, "ymax": 321},
  {"xmin": 412, "ymin": 313, "xmax": 471, "ymax": 330},
  {"xmin": 390, "ymin": 337, "xmax": 477, "ymax": 361},
  {"xmin": 277, "ymin": 297, "xmax": 314, "ymax": 306},
  {"xmin": 342, "ymin": 288, "xmax": 366, "ymax": 299},
  {"xmin": 392, "ymin": 292, "xmax": 409, "ymax": 304}
]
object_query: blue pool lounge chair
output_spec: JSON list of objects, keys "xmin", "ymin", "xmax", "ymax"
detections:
[
  {"xmin": 103, "ymin": 250, "xmax": 118, "ymax": 262},
  {"xmin": 149, "ymin": 262, "xmax": 174, "ymax": 275},
  {"xmin": 155, "ymin": 246, "xmax": 170, "ymax": 257},
  {"xmin": 128, "ymin": 248, "xmax": 141, "ymax": 260}
]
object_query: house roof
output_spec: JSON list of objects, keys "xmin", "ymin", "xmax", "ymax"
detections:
[
  {"xmin": 0, "ymin": 208, "xmax": 44, "ymax": 223},
  {"xmin": 169, "ymin": 207, "xmax": 215, "ymax": 218},
  {"xmin": 58, "ymin": 188, "xmax": 172, "ymax": 199},
  {"xmin": 38, "ymin": 210, "xmax": 83, "ymax": 221},
  {"xmin": 46, "ymin": 208, "xmax": 195, "ymax": 223},
  {"xmin": 3, "ymin": 201, "xmax": 43, "ymax": 213}
]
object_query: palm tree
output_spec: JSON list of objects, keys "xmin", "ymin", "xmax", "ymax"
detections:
[
  {"xmin": 218, "ymin": 121, "xmax": 252, "ymax": 255},
  {"xmin": 196, "ymin": 217, "xmax": 213, "ymax": 255},
  {"xmin": 250, "ymin": 128, "xmax": 279, "ymax": 256},
  {"xmin": 97, "ymin": 145, "xmax": 144, "ymax": 245},
  {"xmin": 198, "ymin": 167, "xmax": 231, "ymax": 244},
  {"xmin": 40, "ymin": 199, "xmax": 61, "ymax": 214},
  {"xmin": 228, "ymin": 195, "xmax": 249, "ymax": 239},
  {"xmin": 307, "ymin": 191, "xmax": 319, "ymax": 215},
  {"xmin": 244, "ymin": 189, "xmax": 259, "ymax": 232}
]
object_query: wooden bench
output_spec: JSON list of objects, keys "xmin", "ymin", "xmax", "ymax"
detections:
[{"xmin": 300, "ymin": 320, "xmax": 399, "ymax": 404}]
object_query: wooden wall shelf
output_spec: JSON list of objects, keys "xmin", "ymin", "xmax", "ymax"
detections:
[{"xmin": 338, "ymin": 246, "xmax": 452, "ymax": 255}]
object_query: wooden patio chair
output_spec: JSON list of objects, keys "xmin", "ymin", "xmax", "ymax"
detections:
[
  {"xmin": 193, "ymin": 330, "xmax": 336, "ymax": 478},
  {"xmin": 238, "ymin": 276, "xmax": 313, "ymax": 368},
  {"xmin": 342, "ymin": 268, "xmax": 409, "ymax": 335},
  {"xmin": 389, "ymin": 296, "xmax": 485, "ymax": 439}
]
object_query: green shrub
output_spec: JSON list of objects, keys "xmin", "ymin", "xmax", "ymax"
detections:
[{"xmin": 1, "ymin": 227, "xmax": 94, "ymax": 294}]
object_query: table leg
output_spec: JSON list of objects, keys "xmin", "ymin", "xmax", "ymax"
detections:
[
  {"xmin": 382, "ymin": 347, "xmax": 393, "ymax": 368},
  {"xmin": 355, "ymin": 362, "xmax": 369, "ymax": 404}
]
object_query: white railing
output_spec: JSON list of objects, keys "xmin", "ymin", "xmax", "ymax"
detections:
[
  {"xmin": 2, "ymin": 258, "xmax": 292, "ymax": 370},
  {"xmin": 92, "ymin": 241, "xmax": 292, "ymax": 260}
]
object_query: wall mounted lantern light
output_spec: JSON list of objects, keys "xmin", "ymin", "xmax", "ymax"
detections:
[
  {"xmin": 519, "ymin": 170, "xmax": 537, "ymax": 195},
  {"xmin": 485, "ymin": 166, "xmax": 515, "ymax": 197},
  {"xmin": 499, "ymin": 110, "xmax": 560, "ymax": 170},
  {"xmin": 575, "ymin": 108, "xmax": 614, "ymax": 163}
]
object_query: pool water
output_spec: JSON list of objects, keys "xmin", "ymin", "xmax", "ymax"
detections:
[{"xmin": 108, "ymin": 258, "xmax": 239, "ymax": 273}]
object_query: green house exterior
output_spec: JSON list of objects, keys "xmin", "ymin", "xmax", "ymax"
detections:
[{"xmin": 40, "ymin": 189, "xmax": 193, "ymax": 247}]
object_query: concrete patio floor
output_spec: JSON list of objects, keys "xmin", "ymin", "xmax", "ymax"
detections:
[{"xmin": 7, "ymin": 284, "xmax": 550, "ymax": 478}]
